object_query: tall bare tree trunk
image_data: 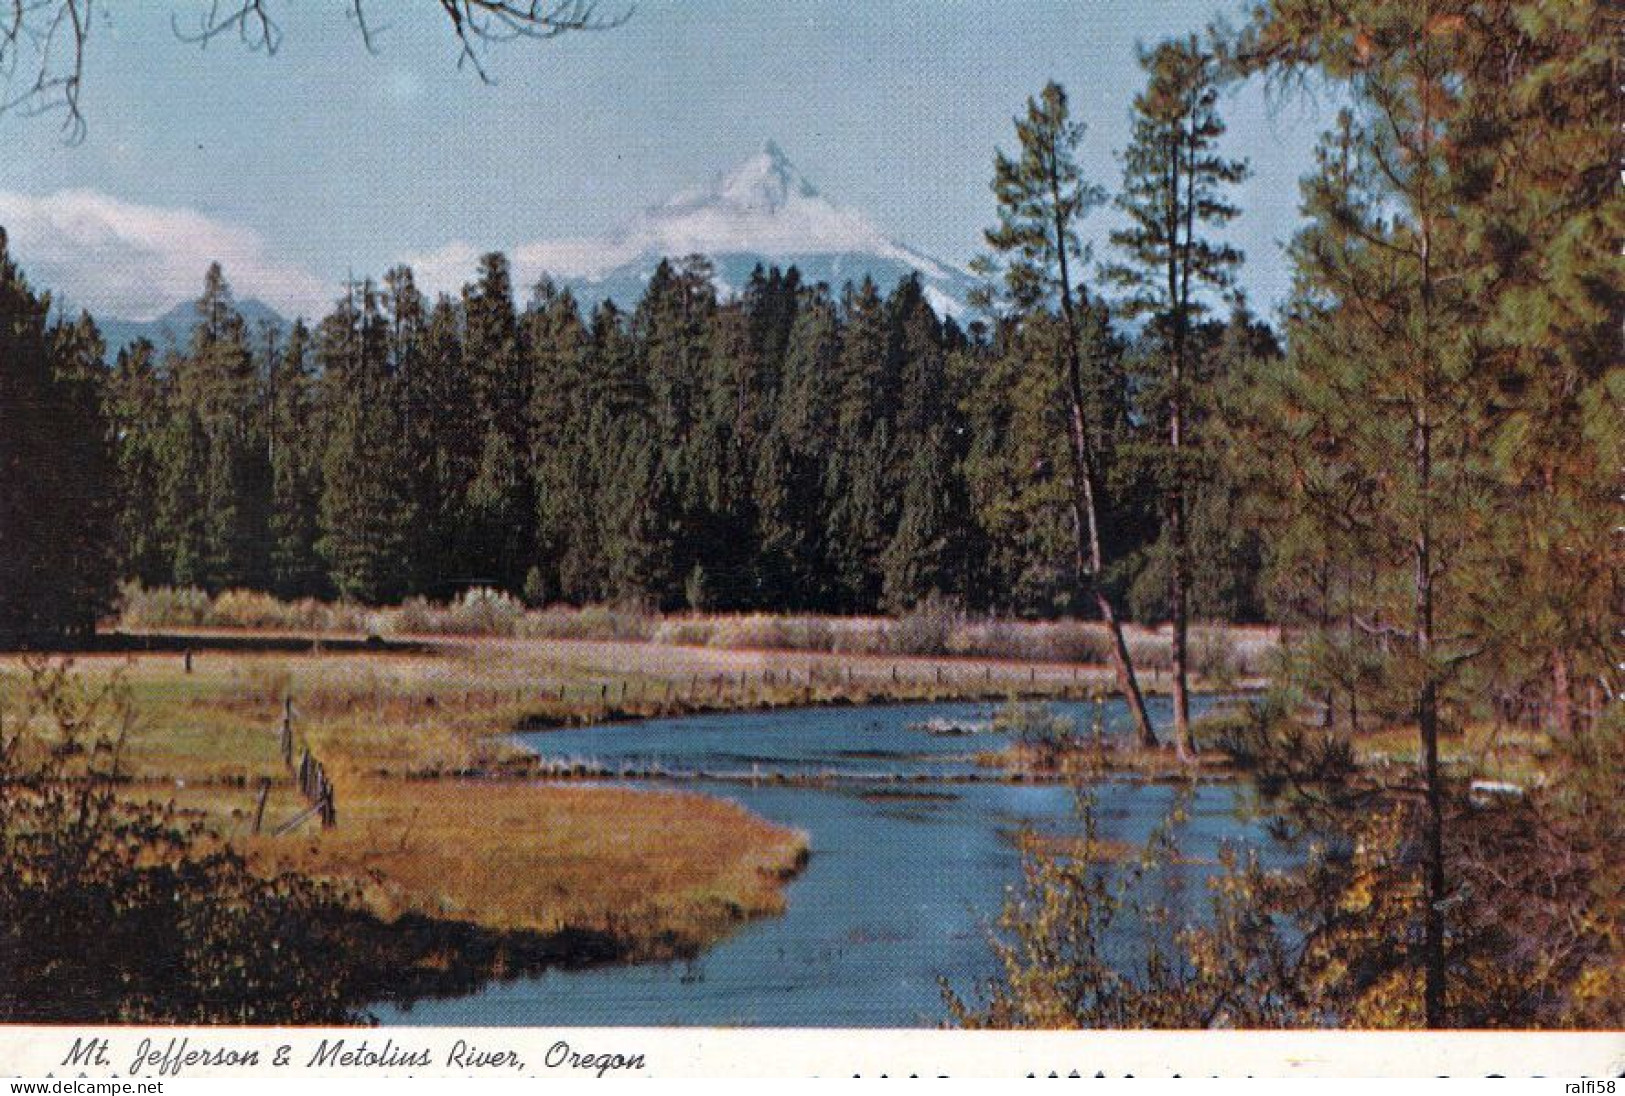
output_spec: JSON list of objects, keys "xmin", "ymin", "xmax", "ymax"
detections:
[
  {"xmin": 1048, "ymin": 169, "xmax": 1157, "ymax": 748},
  {"xmin": 1417, "ymin": 597, "xmax": 1446, "ymax": 1026},
  {"xmin": 1416, "ymin": 455, "xmax": 1446, "ymax": 1028},
  {"xmin": 1167, "ymin": 94, "xmax": 1198, "ymax": 761},
  {"xmin": 1416, "ymin": 50, "xmax": 1447, "ymax": 1023},
  {"xmin": 1063, "ymin": 391, "xmax": 1157, "ymax": 748},
  {"xmin": 1167, "ymin": 311, "xmax": 1192, "ymax": 758}
]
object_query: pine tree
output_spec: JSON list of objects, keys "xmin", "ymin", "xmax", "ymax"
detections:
[
  {"xmin": 678, "ymin": 282, "xmax": 774, "ymax": 610},
  {"xmin": 266, "ymin": 320, "xmax": 325, "ymax": 598},
  {"xmin": 596, "ymin": 415, "xmax": 676, "ymax": 605},
  {"xmin": 1443, "ymin": 2, "xmax": 1622, "ymax": 742},
  {"xmin": 975, "ymin": 81, "xmax": 1158, "ymax": 746},
  {"xmin": 823, "ymin": 278, "xmax": 893, "ymax": 611},
  {"xmin": 755, "ymin": 288, "xmax": 842, "ymax": 608},
  {"xmin": 546, "ymin": 301, "xmax": 644, "ymax": 602},
  {"xmin": 106, "ymin": 339, "xmax": 171, "ymax": 587},
  {"xmin": 1185, "ymin": 309, "xmax": 1277, "ymax": 624},
  {"xmin": 407, "ymin": 293, "xmax": 480, "ymax": 597},
  {"xmin": 1235, "ymin": 3, "xmax": 1508, "ymax": 1026},
  {"xmin": 0, "ymin": 231, "xmax": 117, "ymax": 641},
  {"xmin": 155, "ymin": 404, "xmax": 210, "ymax": 589},
  {"xmin": 461, "ymin": 253, "xmax": 534, "ymax": 593},
  {"xmin": 315, "ymin": 282, "xmax": 414, "ymax": 603},
  {"xmin": 880, "ymin": 425, "xmax": 974, "ymax": 611},
  {"xmin": 48, "ymin": 313, "xmax": 119, "ymax": 630},
  {"xmin": 1107, "ymin": 35, "xmax": 1248, "ymax": 759},
  {"xmin": 525, "ymin": 279, "xmax": 588, "ymax": 603},
  {"xmin": 887, "ymin": 275, "xmax": 946, "ymax": 450},
  {"xmin": 637, "ymin": 257, "xmax": 716, "ymax": 445},
  {"xmin": 171, "ymin": 264, "xmax": 271, "ymax": 591},
  {"xmin": 636, "ymin": 256, "xmax": 724, "ymax": 607}
]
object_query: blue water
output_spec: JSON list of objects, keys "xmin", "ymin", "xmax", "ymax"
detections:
[{"xmin": 376, "ymin": 697, "xmax": 1285, "ymax": 1027}]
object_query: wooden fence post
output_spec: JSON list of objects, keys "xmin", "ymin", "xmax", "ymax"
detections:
[
  {"xmin": 280, "ymin": 696, "xmax": 294, "ymax": 768},
  {"xmin": 251, "ymin": 779, "xmax": 270, "ymax": 836},
  {"xmin": 320, "ymin": 775, "xmax": 336, "ymax": 829}
]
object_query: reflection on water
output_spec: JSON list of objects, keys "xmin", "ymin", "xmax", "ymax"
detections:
[{"xmin": 376, "ymin": 697, "xmax": 1286, "ymax": 1027}]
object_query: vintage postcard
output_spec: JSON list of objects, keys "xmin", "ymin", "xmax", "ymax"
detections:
[{"xmin": 0, "ymin": 0, "xmax": 1620, "ymax": 1082}]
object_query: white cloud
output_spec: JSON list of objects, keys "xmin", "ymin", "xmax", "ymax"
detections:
[
  {"xmin": 396, "ymin": 240, "xmax": 486, "ymax": 299},
  {"xmin": 0, "ymin": 189, "xmax": 328, "ymax": 320}
]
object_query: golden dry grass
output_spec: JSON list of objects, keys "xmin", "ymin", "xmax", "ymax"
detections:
[
  {"xmin": 157, "ymin": 778, "xmax": 807, "ymax": 951},
  {"xmin": 1, "ymin": 643, "xmax": 814, "ymax": 958}
]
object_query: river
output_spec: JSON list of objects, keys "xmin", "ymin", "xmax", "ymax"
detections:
[{"xmin": 376, "ymin": 695, "xmax": 1288, "ymax": 1027}]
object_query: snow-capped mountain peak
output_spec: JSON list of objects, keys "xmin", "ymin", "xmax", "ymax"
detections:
[
  {"xmin": 414, "ymin": 141, "xmax": 977, "ymax": 316},
  {"xmin": 665, "ymin": 140, "xmax": 818, "ymax": 217}
]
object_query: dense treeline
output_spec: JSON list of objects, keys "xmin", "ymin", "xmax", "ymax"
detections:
[
  {"xmin": 0, "ymin": 232, "xmax": 118, "ymax": 641},
  {"xmin": 9, "ymin": 245, "xmax": 1274, "ymax": 627}
]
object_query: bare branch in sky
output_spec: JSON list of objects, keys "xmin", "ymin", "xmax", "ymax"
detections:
[
  {"xmin": 1, "ymin": 0, "xmax": 92, "ymax": 143},
  {"xmin": 0, "ymin": 0, "xmax": 630, "ymax": 142}
]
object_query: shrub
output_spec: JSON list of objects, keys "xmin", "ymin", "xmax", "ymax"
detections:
[
  {"xmin": 699, "ymin": 614, "xmax": 780, "ymax": 650},
  {"xmin": 682, "ymin": 565, "xmax": 709, "ymax": 613},
  {"xmin": 388, "ymin": 596, "xmax": 437, "ymax": 637},
  {"xmin": 1125, "ymin": 633, "xmax": 1174, "ymax": 674},
  {"xmin": 953, "ymin": 618, "xmax": 1118, "ymax": 663},
  {"xmin": 0, "ymin": 658, "xmax": 361, "ymax": 1022},
  {"xmin": 230, "ymin": 660, "xmax": 293, "ymax": 707},
  {"xmin": 651, "ymin": 619, "xmax": 713, "ymax": 647},
  {"xmin": 520, "ymin": 603, "xmax": 656, "ymax": 642},
  {"xmin": 993, "ymin": 701, "xmax": 1081, "ymax": 769},
  {"xmin": 117, "ymin": 583, "xmax": 212, "ymax": 629},
  {"xmin": 1189, "ymin": 627, "xmax": 1241, "ymax": 688},
  {"xmin": 442, "ymin": 587, "xmax": 526, "ymax": 636},
  {"xmin": 886, "ymin": 595, "xmax": 962, "ymax": 656},
  {"xmin": 324, "ymin": 601, "xmax": 377, "ymax": 634},
  {"xmin": 774, "ymin": 615, "xmax": 837, "ymax": 652},
  {"xmin": 522, "ymin": 567, "xmax": 549, "ymax": 609}
]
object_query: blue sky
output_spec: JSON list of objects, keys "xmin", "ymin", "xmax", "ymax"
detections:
[{"xmin": 0, "ymin": 1, "xmax": 1333, "ymax": 321}]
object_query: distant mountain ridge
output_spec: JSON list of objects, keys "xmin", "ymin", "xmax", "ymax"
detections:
[{"xmin": 98, "ymin": 297, "xmax": 286, "ymax": 357}]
